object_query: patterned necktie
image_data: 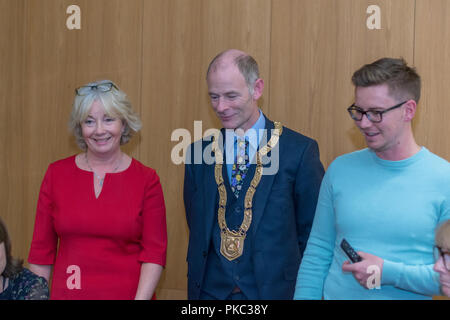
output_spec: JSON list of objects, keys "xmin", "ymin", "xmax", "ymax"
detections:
[{"xmin": 230, "ymin": 138, "xmax": 250, "ymax": 198}]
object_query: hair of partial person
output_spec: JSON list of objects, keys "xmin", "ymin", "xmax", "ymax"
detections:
[
  {"xmin": 0, "ymin": 217, "xmax": 24, "ymax": 278},
  {"xmin": 351, "ymin": 57, "xmax": 421, "ymax": 103},
  {"xmin": 69, "ymin": 80, "xmax": 142, "ymax": 151},
  {"xmin": 206, "ymin": 51, "xmax": 260, "ymax": 94},
  {"xmin": 436, "ymin": 220, "xmax": 450, "ymax": 250}
]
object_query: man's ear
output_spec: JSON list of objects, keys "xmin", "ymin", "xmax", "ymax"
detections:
[
  {"xmin": 403, "ymin": 100, "xmax": 417, "ymax": 122},
  {"xmin": 252, "ymin": 78, "xmax": 264, "ymax": 100}
]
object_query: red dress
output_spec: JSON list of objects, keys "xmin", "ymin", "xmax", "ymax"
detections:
[{"xmin": 28, "ymin": 156, "xmax": 167, "ymax": 300}]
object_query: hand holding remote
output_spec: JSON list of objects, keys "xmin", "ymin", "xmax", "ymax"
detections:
[{"xmin": 342, "ymin": 248, "xmax": 384, "ymax": 289}]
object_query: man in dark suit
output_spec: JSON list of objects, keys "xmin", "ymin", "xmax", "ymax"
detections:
[{"xmin": 183, "ymin": 49, "xmax": 324, "ymax": 299}]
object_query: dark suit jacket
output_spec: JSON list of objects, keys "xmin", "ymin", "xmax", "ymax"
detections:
[{"xmin": 183, "ymin": 116, "xmax": 324, "ymax": 299}]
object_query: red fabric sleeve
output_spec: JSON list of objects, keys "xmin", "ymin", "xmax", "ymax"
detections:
[
  {"xmin": 138, "ymin": 169, "xmax": 168, "ymax": 267},
  {"xmin": 28, "ymin": 164, "xmax": 58, "ymax": 265}
]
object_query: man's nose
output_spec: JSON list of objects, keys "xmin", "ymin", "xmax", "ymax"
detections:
[
  {"xmin": 214, "ymin": 97, "xmax": 228, "ymax": 113},
  {"xmin": 357, "ymin": 114, "xmax": 372, "ymax": 128},
  {"xmin": 215, "ymin": 97, "xmax": 228, "ymax": 113}
]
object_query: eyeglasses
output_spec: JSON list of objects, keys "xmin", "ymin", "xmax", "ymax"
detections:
[
  {"xmin": 347, "ymin": 101, "xmax": 407, "ymax": 123},
  {"xmin": 75, "ymin": 82, "xmax": 118, "ymax": 96},
  {"xmin": 434, "ymin": 246, "xmax": 450, "ymax": 271}
]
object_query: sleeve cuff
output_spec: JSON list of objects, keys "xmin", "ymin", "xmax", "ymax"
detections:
[
  {"xmin": 381, "ymin": 259, "xmax": 404, "ymax": 286},
  {"xmin": 138, "ymin": 252, "xmax": 166, "ymax": 268}
]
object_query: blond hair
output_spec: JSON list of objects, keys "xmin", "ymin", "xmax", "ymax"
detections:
[
  {"xmin": 436, "ymin": 220, "xmax": 450, "ymax": 250},
  {"xmin": 69, "ymin": 80, "xmax": 142, "ymax": 151}
]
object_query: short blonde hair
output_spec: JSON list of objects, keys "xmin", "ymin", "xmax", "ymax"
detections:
[
  {"xmin": 436, "ymin": 220, "xmax": 450, "ymax": 251},
  {"xmin": 69, "ymin": 80, "xmax": 142, "ymax": 151}
]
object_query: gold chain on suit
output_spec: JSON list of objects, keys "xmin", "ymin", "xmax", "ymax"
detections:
[{"xmin": 212, "ymin": 122, "xmax": 283, "ymax": 261}]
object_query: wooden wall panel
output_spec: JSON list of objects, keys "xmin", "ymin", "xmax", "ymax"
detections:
[
  {"xmin": 141, "ymin": 0, "xmax": 271, "ymax": 299},
  {"xmin": 22, "ymin": 0, "xmax": 143, "ymax": 160},
  {"xmin": 269, "ymin": 0, "xmax": 415, "ymax": 168},
  {"xmin": 0, "ymin": 0, "xmax": 26, "ymax": 258},
  {"xmin": 1, "ymin": 0, "xmax": 143, "ymax": 263},
  {"xmin": 1, "ymin": 0, "xmax": 449, "ymax": 301},
  {"xmin": 414, "ymin": 0, "xmax": 450, "ymax": 161}
]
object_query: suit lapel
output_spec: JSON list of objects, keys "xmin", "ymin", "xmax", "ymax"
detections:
[
  {"xmin": 203, "ymin": 161, "xmax": 217, "ymax": 246},
  {"xmin": 250, "ymin": 117, "xmax": 277, "ymax": 236},
  {"xmin": 202, "ymin": 128, "xmax": 227, "ymax": 247}
]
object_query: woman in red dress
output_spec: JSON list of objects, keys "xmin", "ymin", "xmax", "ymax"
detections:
[{"xmin": 28, "ymin": 80, "xmax": 167, "ymax": 300}]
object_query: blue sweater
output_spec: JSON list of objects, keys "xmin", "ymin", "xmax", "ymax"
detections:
[{"xmin": 294, "ymin": 147, "xmax": 450, "ymax": 299}]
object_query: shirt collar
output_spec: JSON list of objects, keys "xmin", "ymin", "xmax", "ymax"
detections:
[
  {"xmin": 235, "ymin": 109, "xmax": 265, "ymax": 147},
  {"xmin": 224, "ymin": 109, "xmax": 265, "ymax": 161}
]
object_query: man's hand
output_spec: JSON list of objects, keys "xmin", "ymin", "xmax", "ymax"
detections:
[{"xmin": 342, "ymin": 252, "xmax": 384, "ymax": 289}]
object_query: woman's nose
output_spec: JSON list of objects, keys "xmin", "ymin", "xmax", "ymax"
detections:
[
  {"xmin": 94, "ymin": 121, "xmax": 106, "ymax": 134},
  {"xmin": 434, "ymin": 256, "xmax": 446, "ymax": 273}
]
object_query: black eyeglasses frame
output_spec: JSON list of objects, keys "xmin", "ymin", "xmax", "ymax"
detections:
[
  {"xmin": 75, "ymin": 82, "xmax": 119, "ymax": 96},
  {"xmin": 435, "ymin": 246, "xmax": 450, "ymax": 271},
  {"xmin": 347, "ymin": 100, "xmax": 408, "ymax": 123}
]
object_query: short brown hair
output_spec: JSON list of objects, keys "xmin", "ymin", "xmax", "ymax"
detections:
[
  {"xmin": 0, "ymin": 217, "xmax": 23, "ymax": 278},
  {"xmin": 436, "ymin": 220, "xmax": 450, "ymax": 251},
  {"xmin": 352, "ymin": 58, "xmax": 421, "ymax": 103}
]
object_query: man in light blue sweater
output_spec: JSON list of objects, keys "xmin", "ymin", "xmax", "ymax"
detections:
[{"xmin": 294, "ymin": 58, "xmax": 450, "ymax": 299}]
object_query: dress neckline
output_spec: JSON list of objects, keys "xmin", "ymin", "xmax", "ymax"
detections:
[
  {"xmin": 73, "ymin": 154, "xmax": 135, "ymax": 176},
  {"xmin": 72, "ymin": 155, "xmax": 135, "ymax": 200}
]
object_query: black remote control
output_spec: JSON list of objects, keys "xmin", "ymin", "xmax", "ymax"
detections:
[{"xmin": 340, "ymin": 238, "xmax": 362, "ymax": 263}]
